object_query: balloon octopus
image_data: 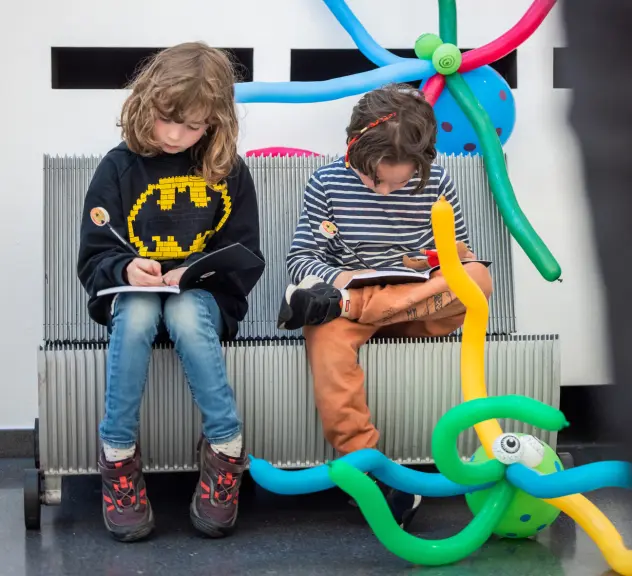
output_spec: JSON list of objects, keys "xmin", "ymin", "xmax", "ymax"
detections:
[
  {"xmin": 250, "ymin": 198, "xmax": 632, "ymax": 573},
  {"xmin": 241, "ymin": 1, "xmax": 632, "ymax": 572}
]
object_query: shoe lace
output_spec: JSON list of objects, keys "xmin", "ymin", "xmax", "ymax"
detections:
[
  {"xmin": 112, "ymin": 463, "xmax": 138, "ymax": 509},
  {"xmin": 215, "ymin": 466, "xmax": 239, "ymax": 504},
  {"xmin": 200, "ymin": 458, "xmax": 240, "ymax": 506}
]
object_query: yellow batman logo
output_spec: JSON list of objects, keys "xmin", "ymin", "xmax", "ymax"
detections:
[{"xmin": 127, "ymin": 176, "xmax": 232, "ymax": 259}]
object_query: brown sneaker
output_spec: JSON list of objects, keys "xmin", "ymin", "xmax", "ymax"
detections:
[
  {"xmin": 98, "ymin": 447, "xmax": 154, "ymax": 542},
  {"xmin": 190, "ymin": 436, "xmax": 246, "ymax": 537}
]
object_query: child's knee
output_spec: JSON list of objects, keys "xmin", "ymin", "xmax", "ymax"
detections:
[
  {"xmin": 465, "ymin": 262, "xmax": 493, "ymax": 299},
  {"xmin": 112, "ymin": 293, "xmax": 162, "ymax": 335},
  {"xmin": 163, "ymin": 290, "xmax": 222, "ymax": 338}
]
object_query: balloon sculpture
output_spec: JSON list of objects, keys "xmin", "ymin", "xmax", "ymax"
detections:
[
  {"xmin": 239, "ymin": 0, "xmax": 632, "ymax": 572},
  {"xmin": 236, "ymin": 0, "xmax": 561, "ymax": 282},
  {"xmin": 249, "ymin": 197, "xmax": 632, "ymax": 573}
]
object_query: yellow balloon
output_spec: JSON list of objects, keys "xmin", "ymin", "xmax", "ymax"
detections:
[
  {"xmin": 431, "ymin": 196, "xmax": 632, "ymax": 575},
  {"xmin": 431, "ymin": 197, "xmax": 502, "ymax": 456},
  {"xmin": 545, "ymin": 495, "xmax": 632, "ymax": 575}
]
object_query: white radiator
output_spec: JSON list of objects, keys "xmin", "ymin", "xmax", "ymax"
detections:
[{"xmin": 38, "ymin": 336, "xmax": 560, "ymax": 476}]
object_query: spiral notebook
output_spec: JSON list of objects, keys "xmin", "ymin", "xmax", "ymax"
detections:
[
  {"xmin": 96, "ymin": 243, "xmax": 264, "ymax": 297},
  {"xmin": 343, "ymin": 259, "xmax": 491, "ymax": 289}
]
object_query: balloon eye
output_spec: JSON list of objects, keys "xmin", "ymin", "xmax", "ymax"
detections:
[{"xmin": 500, "ymin": 435, "xmax": 521, "ymax": 454}]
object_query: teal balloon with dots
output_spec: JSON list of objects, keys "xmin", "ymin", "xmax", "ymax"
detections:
[
  {"xmin": 433, "ymin": 66, "xmax": 516, "ymax": 155},
  {"xmin": 465, "ymin": 433, "xmax": 563, "ymax": 538}
]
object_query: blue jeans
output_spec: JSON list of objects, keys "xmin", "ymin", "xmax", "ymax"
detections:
[{"xmin": 100, "ymin": 289, "xmax": 242, "ymax": 449}]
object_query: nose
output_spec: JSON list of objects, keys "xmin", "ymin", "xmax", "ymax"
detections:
[
  {"xmin": 167, "ymin": 124, "xmax": 185, "ymax": 143},
  {"xmin": 374, "ymin": 184, "xmax": 392, "ymax": 196}
]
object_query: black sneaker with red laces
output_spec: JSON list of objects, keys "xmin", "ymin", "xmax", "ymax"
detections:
[
  {"xmin": 190, "ymin": 436, "xmax": 246, "ymax": 538},
  {"xmin": 277, "ymin": 275, "xmax": 342, "ymax": 330},
  {"xmin": 98, "ymin": 447, "xmax": 154, "ymax": 542}
]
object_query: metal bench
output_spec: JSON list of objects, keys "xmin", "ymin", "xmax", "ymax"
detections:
[{"xmin": 24, "ymin": 154, "xmax": 561, "ymax": 529}]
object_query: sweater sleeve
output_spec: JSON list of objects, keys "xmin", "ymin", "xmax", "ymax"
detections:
[
  {"xmin": 438, "ymin": 167, "xmax": 471, "ymax": 247},
  {"xmin": 77, "ymin": 156, "xmax": 136, "ymax": 297},
  {"xmin": 286, "ymin": 174, "xmax": 341, "ymax": 285}
]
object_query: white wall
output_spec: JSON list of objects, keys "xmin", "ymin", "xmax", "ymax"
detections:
[{"xmin": 0, "ymin": 0, "xmax": 610, "ymax": 429}]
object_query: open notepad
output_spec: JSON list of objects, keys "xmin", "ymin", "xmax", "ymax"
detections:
[
  {"xmin": 96, "ymin": 243, "xmax": 264, "ymax": 297},
  {"xmin": 342, "ymin": 260, "xmax": 491, "ymax": 290},
  {"xmin": 96, "ymin": 285, "xmax": 182, "ymax": 296}
]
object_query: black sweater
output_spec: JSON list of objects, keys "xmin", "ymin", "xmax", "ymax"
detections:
[{"xmin": 77, "ymin": 142, "xmax": 265, "ymax": 339}]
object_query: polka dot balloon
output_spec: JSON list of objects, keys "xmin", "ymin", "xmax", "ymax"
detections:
[
  {"xmin": 432, "ymin": 66, "xmax": 516, "ymax": 155},
  {"xmin": 465, "ymin": 433, "xmax": 563, "ymax": 539}
]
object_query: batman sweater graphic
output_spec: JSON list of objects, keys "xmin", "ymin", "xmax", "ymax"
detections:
[{"xmin": 77, "ymin": 142, "xmax": 265, "ymax": 338}]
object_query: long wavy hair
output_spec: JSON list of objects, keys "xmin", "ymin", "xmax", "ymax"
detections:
[
  {"xmin": 345, "ymin": 84, "xmax": 438, "ymax": 192},
  {"xmin": 119, "ymin": 42, "xmax": 239, "ymax": 186}
]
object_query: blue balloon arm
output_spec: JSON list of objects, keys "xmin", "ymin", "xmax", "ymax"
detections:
[
  {"xmin": 321, "ymin": 0, "xmax": 405, "ymax": 67},
  {"xmin": 506, "ymin": 461, "xmax": 632, "ymax": 498},
  {"xmin": 235, "ymin": 59, "xmax": 434, "ymax": 104},
  {"xmin": 248, "ymin": 448, "xmax": 492, "ymax": 497}
]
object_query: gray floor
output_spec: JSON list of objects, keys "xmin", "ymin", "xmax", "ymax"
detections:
[{"xmin": 2, "ymin": 447, "xmax": 631, "ymax": 576}]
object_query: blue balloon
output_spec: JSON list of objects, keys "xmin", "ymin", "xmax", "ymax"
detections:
[
  {"xmin": 506, "ymin": 460, "xmax": 632, "ymax": 498},
  {"xmin": 235, "ymin": 59, "xmax": 435, "ymax": 104},
  {"xmin": 322, "ymin": 0, "xmax": 404, "ymax": 67},
  {"xmin": 433, "ymin": 66, "xmax": 516, "ymax": 155},
  {"xmin": 249, "ymin": 448, "xmax": 492, "ymax": 497},
  {"xmin": 250, "ymin": 448, "xmax": 632, "ymax": 501}
]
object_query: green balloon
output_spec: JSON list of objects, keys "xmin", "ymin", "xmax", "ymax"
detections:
[
  {"xmin": 444, "ymin": 73, "xmax": 562, "ymax": 282},
  {"xmin": 465, "ymin": 436, "xmax": 563, "ymax": 539},
  {"xmin": 431, "ymin": 395, "xmax": 569, "ymax": 486},
  {"xmin": 328, "ymin": 459, "xmax": 515, "ymax": 566},
  {"xmin": 432, "ymin": 43, "xmax": 462, "ymax": 75},
  {"xmin": 414, "ymin": 33, "xmax": 443, "ymax": 60},
  {"xmin": 438, "ymin": 0, "xmax": 458, "ymax": 44}
]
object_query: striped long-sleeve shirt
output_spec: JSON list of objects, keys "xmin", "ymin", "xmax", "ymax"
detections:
[{"xmin": 286, "ymin": 158, "xmax": 470, "ymax": 285}]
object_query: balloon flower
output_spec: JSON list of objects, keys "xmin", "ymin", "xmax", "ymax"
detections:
[{"xmin": 234, "ymin": 0, "xmax": 562, "ymax": 282}]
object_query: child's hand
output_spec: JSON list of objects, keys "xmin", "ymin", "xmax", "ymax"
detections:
[
  {"xmin": 162, "ymin": 267, "xmax": 186, "ymax": 286},
  {"xmin": 333, "ymin": 269, "xmax": 375, "ymax": 289},
  {"xmin": 126, "ymin": 258, "xmax": 163, "ymax": 286}
]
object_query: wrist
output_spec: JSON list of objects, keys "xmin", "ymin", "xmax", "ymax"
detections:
[{"xmin": 113, "ymin": 257, "xmax": 135, "ymax": 286}]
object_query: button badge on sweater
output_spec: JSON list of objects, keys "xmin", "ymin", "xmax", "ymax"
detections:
[
  {"xmin": 89, "ymin": 206, "xmax": 139, "ymax": 257},
  {"xmin": 319, "ymin": 220, "xmax": 338, "ymax": 240},
  {"xmin": 318, "ymin": 220, "xmax": 371, "ymax": 269},
  {"xmin": 90, "ymin": 207, "xmax": 110, "ymax": 226}
]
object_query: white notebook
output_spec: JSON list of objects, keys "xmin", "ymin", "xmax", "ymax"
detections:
[
  {"xmin": 343, "ymin": 260, "xmax": 492, "ymax": 289},
  {"xmin": 342, "ymin": 270, "xmax": 431, "ymax": 289},
  {"xmin": 95, "ymin": 242, "xmax": 264, "ymax": 298},
  {"xmin": 96, "ymin": 285, "xmax": 181, "ymax": 296}
]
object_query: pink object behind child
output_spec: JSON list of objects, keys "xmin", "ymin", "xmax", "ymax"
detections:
[{"xmin": 245, "ymin": 147, "xmax": 321, "ymax": 158}]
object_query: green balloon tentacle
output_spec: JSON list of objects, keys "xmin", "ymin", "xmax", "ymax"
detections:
[
  {"xmin": 432, "ymin": 395, "xmax": 569, "ymax": 485},
  {"xmin": 438, "ymin": 0, "xmax": 458, "ymax": 44},
  {"xmin": 444, "ymin": 73, "xmax": 562, "ymax": 282},
  {"xmin": 328, "ymin": 460, "xmax": 515, "ymax": 566}
]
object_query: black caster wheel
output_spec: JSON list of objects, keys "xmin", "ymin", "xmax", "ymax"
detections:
[
  {"xmin": 558, "ymin": 451, "xmax": 575, "ymax": 469},
  {"xmin": 33, "ymin": 418, "xmax": 40, "ymax": 470},
  {"xmin": 23, "ymin": 469, "xmax": 42, "ymax": 530}
]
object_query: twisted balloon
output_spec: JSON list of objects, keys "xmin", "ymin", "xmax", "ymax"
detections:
[{"xmin": 234, "ymin": 0, "xmax": 562, "ymax": 281}]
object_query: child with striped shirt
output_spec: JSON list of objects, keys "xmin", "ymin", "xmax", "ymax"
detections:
[{"xmin": 278, "ymin": 85, "xmax": 492, "ymax": 530}]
